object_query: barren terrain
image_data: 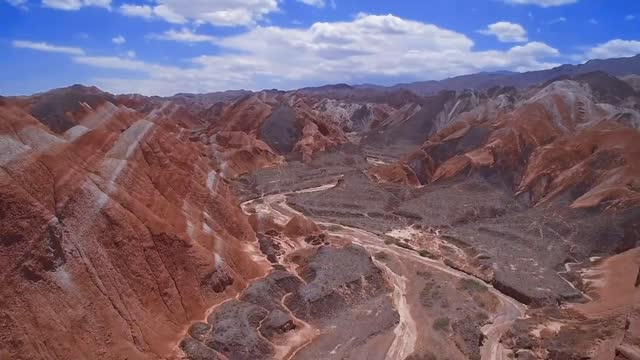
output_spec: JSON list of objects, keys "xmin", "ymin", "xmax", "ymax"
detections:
[{"xmin": 1, "ymin": 64, "xmax": 640, "ymax": 360}]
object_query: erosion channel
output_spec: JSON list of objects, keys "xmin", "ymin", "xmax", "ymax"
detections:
[{"xmin": 181, "ymin": 173, "xmax": 526, "ymax": 360}]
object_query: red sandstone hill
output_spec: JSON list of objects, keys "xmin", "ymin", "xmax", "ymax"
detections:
[
  {"xmin": 0, "ymin": 90, "xmax": 268, "ymax": 360},
  {"xmin": 0, "ymin": 85, "xmax": 421, "ymax": 359},
  {"xmin": 2, "ymin": 65, "xmax": 640, "ymax": 360},
  {"xmin": 369, "ymin": 77, "xmax": 640, "ymax": 210}
]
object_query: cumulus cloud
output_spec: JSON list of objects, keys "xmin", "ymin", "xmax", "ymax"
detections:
[
  {"xmin": 119, "ymin": 3, "xmax": 185, "ymax": 23},
  {"xmin": 587, "ymin": 39, "xmax": 640, "ymax": 59},
  {"xmin": 149, "ymin": 28, "xmax": 216, "ymax": 43},
  {"xmin": 501, "ymin": 0, "xmax": 577, "ymax": 7},
  {"xmin": 479, "ymin": 22, "xmax": 528, "ymax": 43},
  {"xmin": 119, "ymin": 4, "xmax": 153, "ymax": 19},
  {"xmin": 119, "ymin": 0, "xmax": 281, "ymax": 27},
  {"xmin": 42, "ymin": 0, "xmax": 111, "ymax": 11},
  {"xmin": 63, "ymin": 14, "xmax": 561, "ymax": 95},
  {"xmin": 626, "ymin": 15, "xmax": 636, "ymax": 21},
  {"xmin": 112, "ymin": 35, "xmax": 126, "ymax": 45},
  {"xmin": 12, "ymin": 40, "xmax": 85, "ymax": 55}
]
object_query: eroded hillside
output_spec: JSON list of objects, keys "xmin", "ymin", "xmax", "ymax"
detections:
[{"xmin": 1, "ymin": 72, "xmax": 639, "ymax": 360}]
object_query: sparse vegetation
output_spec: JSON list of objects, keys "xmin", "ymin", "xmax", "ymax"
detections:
[
  {"xmin": 476, "ymin": 311, "xmax": 489, "ymax": 323},
  {"xmin": 418, "ymin": 249, "xmax": 435, "ymax": 258},
  {"xmin": 459, "ymin": 278, "xmax": 488, "ymax": 293},
  {"xmin": 432, "ymin": 317, "xmax": 451, "ymax": 332},
  {"xmin": 374, "ymin": 251, "xmax": 390, "ymax": 261},
  {"xmin": 326, "ymin": 224, "xmax": 343, "ymax": 232},
  {"xmin": 384, "ymin": 238, "xmax": 398, "ymax": 245},
  {"xmin": 420, "ymin": 282, "xmax": 441, "ymax": 308}
]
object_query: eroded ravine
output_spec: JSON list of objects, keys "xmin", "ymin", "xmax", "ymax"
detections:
[{"xmin": 237, "ymin": 179, "xmax": 527, "ymax": 360}]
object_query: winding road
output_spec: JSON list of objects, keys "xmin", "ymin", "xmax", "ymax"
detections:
[{"xmin": 240, "ymin": 179, "xmax": 527, "ymax": 360}]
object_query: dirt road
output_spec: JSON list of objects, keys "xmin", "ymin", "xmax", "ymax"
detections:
[{"xmin": 240, "ymin": 180, "xmax": 527, "ymax": 360}]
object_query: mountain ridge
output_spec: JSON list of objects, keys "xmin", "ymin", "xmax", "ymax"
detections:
[{"xmin": 5, "ymin": 54, "xmax": 639, "ymax": 100}]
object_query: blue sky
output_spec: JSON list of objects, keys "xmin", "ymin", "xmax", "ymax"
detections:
[{"xmin": 1, "ymin": 0, "xmax": 639, "ymax": 96}]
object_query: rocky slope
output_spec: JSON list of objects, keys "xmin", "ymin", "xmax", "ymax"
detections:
[
  {"xmin": 0, "ymin": 90, "xmax": 268, "ymax": 360},
  {"xmin": 0, "ymin": 84, "xmax": 425, "ymax": 360},
  {"xmin": 2, "ymin": 63, "xmax": 640, "ymax": 360},
  {"xmin": 361, "ymin": 73, "xmax": 640, "ymax": 359},
  {"xmin": 370, "ymin": 74, "xmax": 640, "ymax": 210}
]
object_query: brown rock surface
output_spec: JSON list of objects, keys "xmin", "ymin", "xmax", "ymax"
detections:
[
  {"xmin": 370, "ymin": 79, "xmax": 640, "ymax": 210},
  {"xmin": 207, "ymin": 91, "xmax": 349, "ymax": 163},
  {"xmin": 3, "ymin": 70, "xmax": 640, "ymax": 360},
  {"xmin": 0, "ymin": 92, "xmax": 265, "ymax": 359},
  {"xmin": 283, "ymin": 214, "xmax": 321, "ymax": 239}
]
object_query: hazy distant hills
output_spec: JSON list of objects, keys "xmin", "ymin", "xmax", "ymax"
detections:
[{"xmin": 357, "ymin": 54, "xmax": 640, "ymax": 95}]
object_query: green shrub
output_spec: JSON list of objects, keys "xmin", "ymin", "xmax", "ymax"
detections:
[
  {"xmin": 418, "ymin": 250, "xmax": 434, "ymax": 258},
  {"xmin": 432, "ymin": 317, "xmax": 450, "ymax": 332},
  {"xmin": 420, "ymin": 283, "xmax": 440, "ymax": 308},
  {"xmin": 459, "ymin": 278, "xmax": 488, "ymax": 293},
  {"xmin": 374, "ymin": 251, "xmax": 389, "ymax": 261},
  {"xmin": 476, "ymin": 311, "xmax": 489, "ymax": 323}
]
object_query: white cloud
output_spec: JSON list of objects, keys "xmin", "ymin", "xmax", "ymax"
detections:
[
  {"xmin": 119, "ymin": 0, "xmax": 281, "ymax": 27},
  {"xmin": 126, "ymin": 50, "xmax": 136, "ymax": 58},
  {"xmin": 12, "ymin": 40, "xmax": 85, "ymax": 55},
  {"xmin": 68, "ymin": 14, "xmax": 561, "ymax": 95},
  {"xmin": 119, "ymin": 3, "xmax": 185, "ymax": 23},
  {"xmin": 150, "ymin": 28, "xmax": 216, "ymax": 43},
  {"xmin": 296, "ymin": 0, "xmax": 326, "ymax": 8},
  {"xmin": 626, "ymin": 15, "xmax": 636, "ymax": 21},
  {"xmin": 5, "ymin": 0, "xmax": 28, "ymax": 9},
  {"xmin": 42, "ymin": 0, "xmax": 111, "ymax": 11},
  {"xmin": 501, "ymin": 0, "xmax": 577, "ymax": 7},
  {"xmin": 152, "ymin": 4, "xmax": 187, "ymax": 24},
  {"xmin": 587, "ymin": 39, "xmax": 640, "ymax": 59},
  {"xmin": 508, "ymin": 41, "xmax": 558, "ymax": 58},
  {"xmin": 119, "ymin": 4, "xmax": 153, "ymax": 19},
  {"xmin": 112, "ymin": 35, "xmax": 126, "ymax": 45},
  {"xmin": 588, "ymin": 18, "xmax": 598, "ymax": 25},
  {"xmin": 479, "ymin": 22, "xmax": 528, "ymax": 43}
]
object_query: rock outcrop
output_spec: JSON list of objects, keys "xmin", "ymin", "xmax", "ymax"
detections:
[
  {"xmin": 370, "ymin": 79, "xmax": 640, "ymax": 210},
  {"xmin": 207, "ymin": 91, "xmax": 349, "ymax": 163}
]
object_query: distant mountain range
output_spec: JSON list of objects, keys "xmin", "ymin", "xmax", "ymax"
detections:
[
  {"xmin": 363, "ymin": 54, "xmax": 640, "ymax": 95},
  {"xmin": 230, "ymin": 54, "xmax": 640, "ymax": 97}
]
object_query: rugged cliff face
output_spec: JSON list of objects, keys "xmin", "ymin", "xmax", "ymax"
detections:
[
  {"xmin": 369, "ymin": 78, "xmax": 640, "ymax": 210},
  {"xmin": 0, "ymin": 92, "xmax": 268, "ymax": 360}
]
